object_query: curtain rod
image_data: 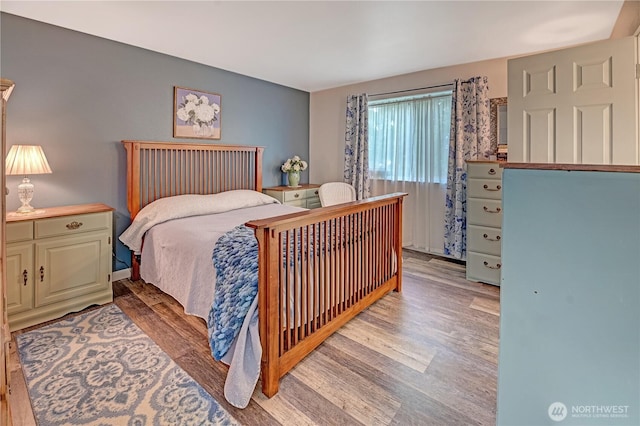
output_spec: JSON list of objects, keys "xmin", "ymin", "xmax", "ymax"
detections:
[{"xmin": 370, "ymin": 83, "xmax": 453, "ymax": 97}]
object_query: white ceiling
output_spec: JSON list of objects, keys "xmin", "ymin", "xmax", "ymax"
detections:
[{"xmin": 1, "ymin": 1, "xmax": 624, "ymax": 92}]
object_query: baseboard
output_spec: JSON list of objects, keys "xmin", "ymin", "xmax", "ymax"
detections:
[{"xmin": 112, "ymin": 268, "xmax": 131, "ymax": 282}]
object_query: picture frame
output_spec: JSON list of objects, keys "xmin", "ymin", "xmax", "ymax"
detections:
[{"xmin": 173, "ymin": 86, "xmax": 221, "ymax": 139}]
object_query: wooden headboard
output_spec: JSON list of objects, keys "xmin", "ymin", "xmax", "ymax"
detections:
[{"xmin": 122, "ymin": 140, "xmax": 264, "ymax": 219}]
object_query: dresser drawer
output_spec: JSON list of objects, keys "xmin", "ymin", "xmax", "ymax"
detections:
[
  {"xmin": 282, "ymin": 189, "xmax": 307, "ymax": 203},
  {"xmin": 467, "ymin": 198, "xmax": 502, "ymax": 227},
  {"xmin": 286, "ymin": 200, "xmax": 307, "ymax": 208},
  {"xmin": 467, "ymin": 163, "xmax": 502, "ymax": 180},
  {"xmin": 35, "ymin": 212, "xmax": 111, "ymax": 239},
  {"xmin": 467, "ymin": 225, "xmax": 502, "ymax": 256},
  {"xmin": 307, "ymin": 199, "xmax": 322, "ymax": 209},
  {"xmin": 468, "ymin": 179, "xmax": 502, "ymax": 200},
  {"xmin": 263, "ymin": 190, "xmax": 284, "ymax": 203},
  {"xmin": 467, "ymin": 252, "xmax": 501, "ymax": 286},
  {"xmin": 6, "ymin": 222, "xmax": 33, "ymax": 243},
  {"xmin": 306, "ymin": 188, "xmax": 320, "ymax": 199}
]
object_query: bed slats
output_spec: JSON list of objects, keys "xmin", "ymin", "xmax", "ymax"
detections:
[
  {"xmin": 123, "ymin": 140, "xmax": 263, "ymax": 219},
  {"xmin": 247, "ymin": 192, "xmax": 405, "ymax": 396}
]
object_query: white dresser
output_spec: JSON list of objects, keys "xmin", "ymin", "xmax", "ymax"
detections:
[
  {"xmin": 6, "ymin": 203, "xmax": 113, "ymax": 331},
  {"xmin": 263, "ymin": 184, "xmax": 321, "ymax": 209},
  {"xmin": 466, "ymin": 161, "xmax": 503, "ymax": 286}
]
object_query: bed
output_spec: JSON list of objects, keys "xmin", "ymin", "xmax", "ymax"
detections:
[{"xmin": 120, "ymin": 140, "xmax": 406, "ymax": 406}]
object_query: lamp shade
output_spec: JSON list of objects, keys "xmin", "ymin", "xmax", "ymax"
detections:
[{"xmin": 5, "ymin": 145, "xmax": 52, "ymax": 175}]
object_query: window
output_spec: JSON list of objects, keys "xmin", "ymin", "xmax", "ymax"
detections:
[{"xmin": 368, "ymin": 91, "xmax": 452, "ymax": 184}]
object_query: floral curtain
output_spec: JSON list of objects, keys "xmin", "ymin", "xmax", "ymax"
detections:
[
  {"xmin": 344, "ymin": 94, "xmax": 370, "ymax": 199},
  {"xmin": 444, "ymin": 76, "xmax": 492, "ymax": 259}
]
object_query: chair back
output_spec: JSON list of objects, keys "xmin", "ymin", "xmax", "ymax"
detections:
[{"xmin": 318, "ymin": 182, "xmax": 357, "ymax": 206}]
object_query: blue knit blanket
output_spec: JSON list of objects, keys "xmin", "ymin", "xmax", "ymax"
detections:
[
  {"xmin": 207, "ymin": 222, "xmax": 354, "ymax": 360},
  {"xmin": 208, "ymin": 225, "xmax": 259, "ymax": 361}
]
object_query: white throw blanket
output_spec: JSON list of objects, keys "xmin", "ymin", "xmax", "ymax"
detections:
[{"xmin": 119, "ymin": 190, "xmax": 280, "ymax": 254}]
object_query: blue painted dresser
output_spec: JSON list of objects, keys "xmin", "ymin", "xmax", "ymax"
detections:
[{"xmin": 497, "ymin": 163, "xmax": 640, "ymax": 425}]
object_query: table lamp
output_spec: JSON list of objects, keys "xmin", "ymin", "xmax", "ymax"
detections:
[{"xmin": 5, "ymin": 145, "xmax": 52, "ymax": 213}]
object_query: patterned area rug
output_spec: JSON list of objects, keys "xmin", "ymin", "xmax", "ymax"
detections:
[{"xmin": 16, "ymin": 304, "xmax": 238, "ymax": 425}]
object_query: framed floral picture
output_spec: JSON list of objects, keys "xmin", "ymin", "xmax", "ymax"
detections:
[{"xmin": 174, "ymin": 86, "xmax": 221, "ymax": 139}]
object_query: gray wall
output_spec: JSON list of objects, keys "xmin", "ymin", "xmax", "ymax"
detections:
[{"xmin": 1, "ymin": 13, "xmax": 310, "ymax": 271}]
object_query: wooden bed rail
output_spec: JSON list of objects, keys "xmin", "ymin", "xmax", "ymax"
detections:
[{"xmin": 246, "ymin": 192, "xmax": 406, "ymax": 396}]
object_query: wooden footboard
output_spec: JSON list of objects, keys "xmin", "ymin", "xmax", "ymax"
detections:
[{"xmin": 247, "ymin": 193, "xmax": 406, "ymax": 396}]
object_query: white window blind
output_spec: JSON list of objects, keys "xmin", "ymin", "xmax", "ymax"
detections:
[
  {"xmin": 368, "ymin": 90, "xmax": 452, "ymax": 255},
  {"xmin": 368, "ymin": 91, "xmax": 452, "ymax": 184}
]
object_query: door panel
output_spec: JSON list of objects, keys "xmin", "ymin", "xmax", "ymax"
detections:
[
  {"xmin": 524, "ymin": 108, "xmax": 556, "ymax": 162},
  {"xmin": 35, "ymin": 231, "xmax": 110, "ymax": 308},
  {"xmin": 509, "ymin": 36, "xmax": 638, "ymax": 164},
  {"xmin": 5, "ymin": 243, "xmax": 32, "ymax": 315},
  {"xmin": 574, "ymin": 104, "xmax": 612, "ymax": 163}
]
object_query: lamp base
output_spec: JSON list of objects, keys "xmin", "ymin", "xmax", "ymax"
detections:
[
  {"xmin": 16, "ymin": 176, "xmax": 37, "ymax": 214},
  {"xmin": 16, "ymin": 204, "xmax": 35, "ymax": 213},
  {"xmin": 8, "ymin": 209, "xmax": 45, "ymax": 217}
]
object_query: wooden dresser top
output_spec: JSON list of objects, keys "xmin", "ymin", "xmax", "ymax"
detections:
[
  {"xmin": 502, "ymin": 163, "xmax": 640, "ymax": 174},
  {"xmin": 7, "ymin": 203, "xmax": 113, "ymax": 222}
]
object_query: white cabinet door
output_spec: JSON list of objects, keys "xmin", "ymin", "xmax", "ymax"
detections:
[
  {"xmin": 508, "ymin": 36, "xmax": 638, "ymax": 164},
  {"xmin": 35, "ymin": 231, "xmax": 110, "ymax": 308},
  {"xmin": 5, "ymin": 243, "xmax": 33, "ymax": 315}
]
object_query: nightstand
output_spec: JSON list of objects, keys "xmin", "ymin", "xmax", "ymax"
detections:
[
  {"xmin": 5, "ymin": 203, "xmax": 113, "ymax": 331},
  {"xmin": 263, "ymin": 184, "xmax": 321, "ymax": 208}
]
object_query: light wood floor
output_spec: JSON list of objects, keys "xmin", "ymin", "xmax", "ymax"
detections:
[{"xmin": 9, "ymin": 251, "xmax": 500, "ymax": 425}]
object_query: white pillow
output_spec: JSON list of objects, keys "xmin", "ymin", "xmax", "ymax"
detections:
[{"xmin": 119, "ymin": 190, "xmax": 280, "ymax": 254}]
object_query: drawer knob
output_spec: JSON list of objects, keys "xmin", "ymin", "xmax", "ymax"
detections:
[
  {"xmin": 66, "ymin": 221, "xmax": 83, "ymax": 230},
  {"xmin": 483, "ymin": 206, "xmax": 502, "ymax": 214},
  {"xmin": 488, "ymin": 168, "xmax": 496, "ymax": 175},
  {"xmin": 483, "ymin": 233, "xmax": 501, "ymax": 242},
  {"xmin": 314, "ymin": 191, "xmax": 318, "ymax": 195},
  {"xmin": 483, "ymin": 184, "xmax": 502, "ymax": 191},
  {"xmin": 483, "ymin": 261, "xmax": 502, "ymax": 270},
  {"xmin": 294, "ymin": 193, "xmax": 300, "ymax": 198},
  {"xmin": 23, "ymin": 269, "xmax": 28, "ymax": 286}
]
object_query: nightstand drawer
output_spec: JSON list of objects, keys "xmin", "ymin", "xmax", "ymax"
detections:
[
  {"xmin": 282, "ymin": 189, "xmax": 308, "ymax": 203},
  {"xmin": 468, "ymin": 179, "xmax": 502, "ymax": 199},
  {"xmin": 287, "ymin": 200, "xmax": 307, "ymax": 208},
  {"xmin": 307, "ymin": 200, "xmax": 322, "ymax": 209},
  {"xmin": 35, "ymin": 212, "xmax": 111, "ymax": 239},
  {"xmin": 306, "ymin": 188, "xmax": 320, "ymax": 199},
  {"xmin": 6, "ymin": 222, "xmax": 33, "ymax": 243}
]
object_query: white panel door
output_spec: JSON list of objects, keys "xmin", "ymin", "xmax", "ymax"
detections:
[{"xmin": 508, "ymin": 36, "xmax": 638, "ymax": 164}]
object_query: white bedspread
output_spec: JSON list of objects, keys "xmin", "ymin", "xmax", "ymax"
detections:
[
  {"xmin": 140, "ymin": 203, "xmax": 302, "ymax": 319},
  {"xmin": 120, "ymin": 190, "xmax": 281, "ymax": 254},
  {"xmin": 135, "ymin": 202, "xmax": 305, "ymax": 407}
]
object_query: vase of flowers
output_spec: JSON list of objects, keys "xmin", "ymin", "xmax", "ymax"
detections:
[{"xmin": 281, "ymin": 155, "xmax": 307, "ymax": 187}]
